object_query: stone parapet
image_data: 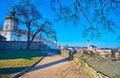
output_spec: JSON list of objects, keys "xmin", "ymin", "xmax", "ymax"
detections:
[
  {"xmin": 60, "ymin": 50, "xmax": 120, "ymax": 78},
  {"xmin": 73, "ymin": 53, "xmax": 120, "ymax": 78}
]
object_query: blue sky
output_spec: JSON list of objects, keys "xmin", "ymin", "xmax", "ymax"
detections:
[{"xmin": 0, "ymin": 0, "xmax": 120, "ymax": 48}]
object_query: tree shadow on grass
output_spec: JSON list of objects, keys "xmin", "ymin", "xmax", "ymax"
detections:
[
  {"xmin": 0, "ymin": 51, "xmax": 41, "ymax": 60},
  {"xmin": 0, "ymin": 50, "xmax": 61, "ymax": 60},
  {"xmin": 0, "ymin": 66, "xmax": 28, "ymax": 74},
  {"xmin": 27, "ymin": 57, "xmax": 69, "ymax": 73}
]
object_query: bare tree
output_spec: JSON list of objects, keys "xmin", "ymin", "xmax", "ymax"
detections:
[{"xmin": 15, "ymin": 4, "xmax": 56, "ymax": 49}]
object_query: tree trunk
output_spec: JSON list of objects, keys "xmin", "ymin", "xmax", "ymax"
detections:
[
  {"xmin": 26, "ymin": 21, "xmax": 47, "ymax": 50},
  {"xmin": 26, "ymin": 41, "xmax": 31, "ymax": 50},
  {"xmin": 26, "ymin": 22, "xmax": 31, "ymax": 50}
]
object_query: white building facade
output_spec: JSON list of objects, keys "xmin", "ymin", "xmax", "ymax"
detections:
[
  {"xmin": 0, "ymin": 9, "xmax": 19, "ymax": 41},
  {"xmin": 0, "ymin": 9, "xmax": 57, "ymax": 49}
]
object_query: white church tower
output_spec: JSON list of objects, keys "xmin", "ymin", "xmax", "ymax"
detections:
[
  {"xmin": 1, "ymin": 8, "xmax": 19, "ymax": 41},
  {"xmin": 87, "ymin": 40, "xmax": 90, "ymax": 50}
]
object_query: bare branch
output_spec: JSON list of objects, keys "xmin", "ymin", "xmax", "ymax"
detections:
[{"xmin": 75, "ymin": 0, "xmax": 93, "ymax": 28}]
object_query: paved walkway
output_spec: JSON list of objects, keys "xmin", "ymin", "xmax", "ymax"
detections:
[{"xmin": 20, "ymin": 52, "xmax": 90, "ymax": 78}]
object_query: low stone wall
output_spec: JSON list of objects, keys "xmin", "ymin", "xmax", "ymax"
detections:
[
  {"xmin": 73, "ymin": 53, "xmax": 120, "ymax": 78},
  {"xmin": 0, "ymin": 41, "xmax": 45, "ymax": 51},
  {"xmin": 60, "ymin": 50, "xmax": 120, "ymax": 78}
]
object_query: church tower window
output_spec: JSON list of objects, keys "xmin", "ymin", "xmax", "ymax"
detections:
[
  {"xmin": 5, "ymin": 24, "xmax": 9, "ymax": 30},
  {"xmin": 4, "ymin": 33, "xmax": 7, "ymax": 36}
]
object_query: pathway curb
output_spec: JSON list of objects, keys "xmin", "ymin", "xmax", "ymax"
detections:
[{"xmin": 11, "ymin": 56, "xmax": 45, "ymax": 78}]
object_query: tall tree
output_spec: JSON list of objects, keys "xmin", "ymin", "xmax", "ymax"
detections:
[{"xmin": 15, "ymin": 4, "xmax": 56, "ymax": 49}]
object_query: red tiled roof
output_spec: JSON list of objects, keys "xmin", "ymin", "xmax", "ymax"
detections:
[
  {"xmin": 19, "ymin": 30, "xmax": 56, "ymax": 44},
  {"xmin": 0, "ymin": 30, "xmax": 12, "ymax": 32},
  {"xmin": 0, "ymin": 29, "xmax": 56, "ymax": 44}
]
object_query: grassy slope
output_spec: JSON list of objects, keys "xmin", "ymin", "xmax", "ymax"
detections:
[{"xmin": 0, "ymin": 51, "xmax": 42, "ymax": 78}]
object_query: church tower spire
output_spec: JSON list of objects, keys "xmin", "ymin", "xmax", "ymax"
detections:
[
  {"xmin": 11, "ymin": 8, "xmax": 15, "ymax": 16},
  {"xmin": 87, "ymin": 40, "xmax": 90, "ymax": 50}
]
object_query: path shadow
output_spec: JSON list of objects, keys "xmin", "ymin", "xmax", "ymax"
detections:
[
  {"xmin": 27, "ymin": 57, "xmax": 69, "ymax": 73},
  {"xmin": 46, "ymin": 51, "xmax": 60, "ymax": 56},
  {"xmin": 40, "ymin": 50, "xmax": 61, "ymax": 56}
]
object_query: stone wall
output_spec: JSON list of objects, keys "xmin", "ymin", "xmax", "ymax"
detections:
[
  {"xmin": 73, "ymin": 53, "xmax": 120, "ymax": 78},
  {"xmin": 61, "ymin": 50, "xmax": 120, "ymax": 78},
  {"xmin": 0, "ymin": 41, "xmax": 46, "ymax": 51}
]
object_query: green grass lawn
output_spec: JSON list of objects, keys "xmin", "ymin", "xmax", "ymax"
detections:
[{"xmin": 0, "ymin": 50, "xmax": 42, "ymax": 78}]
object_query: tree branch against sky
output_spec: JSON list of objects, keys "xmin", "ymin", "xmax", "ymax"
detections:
[
  {"xmin": 2, "ymin": 0, "xmax": 120, "ymax": 47},
  {"xmin": 8, "ymin": 0, "xmax": 120, "ymax": 38},
  {"xmin": 51, "ymin": 0, "xmax": 120, "ymax": 38}
]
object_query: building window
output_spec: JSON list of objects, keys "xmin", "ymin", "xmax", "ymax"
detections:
[
  {"xmin": 4, "ymin": 33, "xmax": 7, "ymax": 36},
  {"xmin": 5, "ymin": 24, "xmax": 9, "ymax": 30}
]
